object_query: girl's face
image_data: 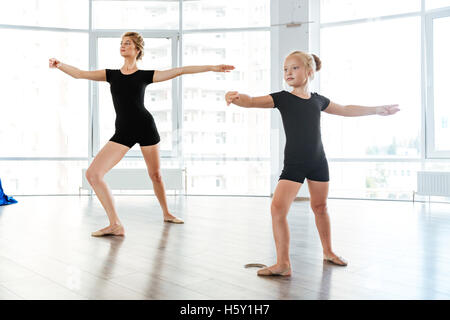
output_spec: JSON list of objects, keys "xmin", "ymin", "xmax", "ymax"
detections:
[
  {"xmin": 283, "ymin": 55, "xmax": 312, "ymax": 87},
  {"xmin": 120, "ymin": 37, "xmax": 138, "ymax": 59}
]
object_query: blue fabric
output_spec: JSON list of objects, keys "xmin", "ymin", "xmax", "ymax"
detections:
[{"xmin": 0, "ymin": 178, "xmax": 18, "ymax": 206}]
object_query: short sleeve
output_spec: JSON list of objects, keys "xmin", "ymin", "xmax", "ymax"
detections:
[
  {"xmin": 269, "ymin": 91, "xmax": 286, "ymax": 109},
  {"xmin": 316, "ymin": 93, "xmax": 331, "ymax": 111},
  {"xmin": 105, "ymin": 69, "xmax": 112, "ymax": 83},
  {"xmin": 142, "ymin": 70, "xmax": 155, "ymax": 85}
]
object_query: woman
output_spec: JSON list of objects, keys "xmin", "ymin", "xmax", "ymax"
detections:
[
  {"xmin": 49, "ymin": 31, "xmax": 234, "ymax": 237},
  {"xmin": 225, "ymin": 51, "xmax": 399, "ymax": 276}
]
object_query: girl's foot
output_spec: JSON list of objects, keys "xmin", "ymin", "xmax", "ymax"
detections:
[
  {"xmin": 163, "ymin": 212, "xmax": 184, "ymax": 224},
  {"xmin": 323, "ymin": 253, "xmax": 347, "ymax": 266},
  {"xmin": 257, "ymin": 264, "xmax": 291, "ymax": 277},
  {"xmin": 91, "ymin": 223, "xmax": 125, "ymax": 237}
]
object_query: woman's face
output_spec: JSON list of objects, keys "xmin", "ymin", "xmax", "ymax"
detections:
[
  {"xmin": 283, "ymin": 55, "xmax": 311, "ymax": 87},
  {"xmin": 120, "ymin": 37, "xmax": 138, "ymax": 59}
]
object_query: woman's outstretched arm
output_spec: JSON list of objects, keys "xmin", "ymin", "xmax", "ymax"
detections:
[
  {"xmin": 153, "ymin": 64, "xmax": 234, "ymax": 83},
  {"xmin": 324, "ymin": 101, "xmax": 400, "ymax": 117},
  {"xmin": 225, "ymin": 91, "xmax": 274, "ymax": 108},
  {"xmin": 49, "ymin": 58, "xmax": 106, "ymax": 81}
]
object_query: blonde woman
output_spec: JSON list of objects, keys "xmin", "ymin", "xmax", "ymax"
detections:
[
  {"xmin": 225, "ymin": 51, "xmax": 399, "ymax": 276},
  {"xmin": 50, "ymin": 31, "xmax": 234, "ymax": 237}
]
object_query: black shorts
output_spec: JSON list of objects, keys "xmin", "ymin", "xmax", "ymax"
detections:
[
  {"xmin": 109, "ymin": 115, "xmax": 160, "ymax": 148},
  {"xmin": 109, "ymin": 129, "xmax": 160, "ymax": 148},
  {"xmin": 279, "ymin": 158, "xmax": 329, "ymax": 184}
]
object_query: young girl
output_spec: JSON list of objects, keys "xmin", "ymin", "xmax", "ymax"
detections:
[
  {"xmin": 50, "ymin": 31, "xmax": 234, "ymax": 237},
  {"xmin": 225, "ymin": 51, "xmax": 399, "ymax": 276}
]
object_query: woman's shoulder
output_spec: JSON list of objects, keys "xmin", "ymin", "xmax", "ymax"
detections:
[{"xmin": 105, "ymin": 68, "xmax": 120, "ymax": 76}]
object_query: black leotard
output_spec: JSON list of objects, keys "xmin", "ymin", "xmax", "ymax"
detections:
[
  {"xmin": 270, "ymin": 90, "xmax": 331, "ymax": 183},
  {"xmin": 105, "ymin": 69, "xmax": 160, "ymax": 148}
]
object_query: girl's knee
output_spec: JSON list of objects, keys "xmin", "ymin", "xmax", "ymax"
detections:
[
  {"xmin": 311, "ymin": 202, "xmax": 328, "ymax": 214},
  {"xmin": 271, "ymin": 201, "xmax": 288, "ymax": 218}
]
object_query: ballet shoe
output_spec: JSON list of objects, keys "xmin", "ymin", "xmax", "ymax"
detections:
[
  {"xmin": 323, "ymin": 255, "xmax": 348, "ymax": 266},
  {"xmin": 164, "ymin": 217, "xmax": 184, "ymax": 224},
  {"xmin": 244, "ymin": 263, "xmax": 268, "ymax": 268},
  {"xmin": 257, "ymin": 266, "xmax": 291, "ymax": 277},
  {"xmin": 91, "ymin": 224, "xmax": 125, "ymax": 237}
]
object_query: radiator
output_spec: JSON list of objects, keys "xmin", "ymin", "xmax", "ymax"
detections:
[
  {"xmin": 416, "ymin": 171, "xmax": 450, "ymax": 197},
  {"xmin": 80, "ymin": 168, "xmax": 185, "ymax": 194}
]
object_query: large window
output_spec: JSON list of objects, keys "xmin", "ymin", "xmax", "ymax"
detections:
[
  {"xmin": 181, "ymin": 0, "xmax": 271, "ymax": 195},
  {"xmin": 183, "ymin": 0, "xmax": 269, "ymax": 29},
  {"xmin": 427, "ymin": 0, "xmax": 450, "ymax": 10},
  {"xmin": 182, "ymin": 31, "xmax": 270, "ymax": 159},
  {"xmin": 427, "ymin": 11, "xmax": 450, "ymax": 157},
  {"xmin": 320, "ymin": 17, "xmax": 421, "ymax": 159},
  {"xmin": 182, "ymin": 31, "xmax": 271, "ymax": 195},
  {"xmin": 0, "ymin": 2, "xmax": 90, "ymax": 196},
  {"xmin": 92, "ymin": 0, "xmax": 179, "ymax": 30},
  {"xmin": 0, "ymin": 30, "xmax": 89, "ymax": 158},
  {"xmin": 0, "ymin": 0, "xmax": 271, "ymax": 196},
  {"xmin": 319, "ymin": 0, "xmax": 450, "ymax": 200},
  {"xmin": 0, "ymin": 161, "xmax": 88, "ymax": 195},
  {"xmin": 320, "ymin": 0, "xmax": 421, "ymax": 23},
  {"xmin": 0, "ymin": 0, "xmax": 88, "ymax": 29}
]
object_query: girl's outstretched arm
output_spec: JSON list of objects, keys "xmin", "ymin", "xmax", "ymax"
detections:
[
  {"xmin": 153, "ymin": 64, "xmax": 234, "ymax": 83},
  {"xmin": 225, "ymin": 91, "xmax": 274, "ymax": 108},
  {"xmin": 49, "ymin": 58, "xmax": 106, "ymax": 81},
  {"xmin": 324, "ymin": 101, "xmax": 400, "ymax": 117}
]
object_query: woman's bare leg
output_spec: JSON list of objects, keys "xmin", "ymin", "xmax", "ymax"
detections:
[
  {"xmin": 258, "ymin": 179, "xmax": 301, "ymax": 276},
  {"xmin": 140, "ymin": 143, "xmax": 180, "ymax": 222},
  {"xmin": 85, "ymin": 141, "xmax": 130, "ymax": 236},
  {"xmin": 307, "ymin": 179, "xmax": 346, "ymax": 265}
]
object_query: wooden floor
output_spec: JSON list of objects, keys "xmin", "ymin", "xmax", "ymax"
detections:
[{"xmin": 0, "ymin": 195, "xmax": 449, "ymax": 300}]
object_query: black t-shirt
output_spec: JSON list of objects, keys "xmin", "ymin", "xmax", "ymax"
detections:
[
  {"xmin": 105, "ymin": 69, "xmax": 155, "ymax": 125},
  {"xmin": 270, "ymin": 90, "xmax": 330, "ymax": 165}
]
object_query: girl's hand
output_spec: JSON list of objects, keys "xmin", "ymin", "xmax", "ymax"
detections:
[
  {"xmin": 49, "ymin": 58, "xmax": 62, "ymax": 68},
  {"xmin": 225, "ymin": 91, "xmax": 240, "ymax": 106},
  {"xmin": 212, "ymin": 64, "xmax": 235, "ymax": 73},
  {"xmin": 376, "ymin": 104, "xmax": 400, "ymax": 116}
]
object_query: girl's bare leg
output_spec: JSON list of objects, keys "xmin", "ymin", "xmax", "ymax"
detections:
[
  {"xmin": 307, "ymin": 179, "xmax": 347, "ymax": 265},
  {"xmin": 258, "ymin": 179, "xmax": 301, "ymax": 276}
]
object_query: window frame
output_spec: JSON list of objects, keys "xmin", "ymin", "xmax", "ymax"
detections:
[
  {"xmin": 425, "ymin": 8, "xmax": 450, "ymax": 158},
  {"xmin": 315, "ymin": 0, "xmax": 450, "ymax": 162},
  {"xmin": 90, "ymin": 30, "xmax": 180, "ymax": 159}
]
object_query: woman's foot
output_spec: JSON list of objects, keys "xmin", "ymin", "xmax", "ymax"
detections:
[
  {"xmin": 91, "ymin": 223, "xmax": 125, "ymax": 237},
  {"xmin": 257, "ymin": 263, "xmax": 291, "ymax": 277},
  {"xmin": 163, "ymin": 212, "xmax": 184, "ymax": 224},
  {"xmin": 323, "ymin": 252, "xmax": 347, "ymax": 266}
]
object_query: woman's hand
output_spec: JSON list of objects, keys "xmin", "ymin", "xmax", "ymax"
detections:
[
  {"xmin": 225, "ymin": 91, "xmax": 240, "ymax": 106},
  {"xmin": 49, "ymin": 58, "xmax": 62, "ymax": 68},
  {"xmin": 212, "ymin": 64, "xmax": 235, "ymax": 73},
  {"xmin": 376, "ymin": 104, "xmax": 400, "ymax": 116}
]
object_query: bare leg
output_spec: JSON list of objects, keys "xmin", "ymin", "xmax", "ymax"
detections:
[
  {"xmin": 257, "ymin": 179, "xmax": 301, "ymax": 276},
  {"xmin": 86, "ymin": 141, "xmax": 130, "ymax": 236},
  {"xmin": 140, "ymin": 144, "xmax": 182, "ymax": 223},
  {"xmin": 307, "ymin": 179, "xmax": 347, "ymax": 265}
]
